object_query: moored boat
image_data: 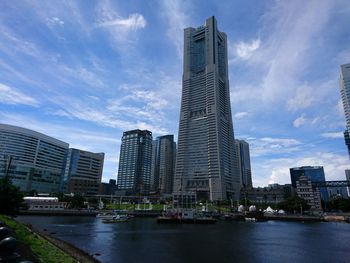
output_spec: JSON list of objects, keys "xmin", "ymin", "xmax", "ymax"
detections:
[
  {"xmin": 157, "ymin": 209, "xmax": 217, "ymax": 224},
  {"xmin": 102, "ymin": 214, "xmax": 129, "ymax": 223},
  {"xmin": 96, "ymin": 211, "xmax": 119, "ymax": 219}
]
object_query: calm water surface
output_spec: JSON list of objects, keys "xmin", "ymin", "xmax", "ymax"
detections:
[{"xmin": 18, "ymin": 216, "xmax": 350, "ymax": 263}]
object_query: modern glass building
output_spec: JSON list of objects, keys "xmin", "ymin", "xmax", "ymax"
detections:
[
  {"xmin": 151, "ymin": 135, "xmax": 176, "ymax": 195},
  {"xmin": 0, "ymin": 123, "xmax": 68, "ymax": 193},
  {"xmin": 340, "ymin": 63, "xmax": 350, "ymax": 156},
  {"xmin": 174, "ymin": 17, "xmax": 240, "ymax": 201},
  {"xmin": 235, "ymin": 139, "xmax": 253, "ymax": 189},
  {"xmin": 290, "ymin": 166, "xmax": 328, "ymax": 201},
  {"xmin": 117, "ymin": 130, "xmax": 152, "ymax": 195},
  {"xmin": 62, "ymin": 148, "xmax": 104, "ymax": 195}
]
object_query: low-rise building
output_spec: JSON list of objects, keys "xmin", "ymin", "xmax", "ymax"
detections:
[
  {"xmin": 241, "ymin": 184, "xmax": 292, "ymax": 204},
  {"xmin": 23, "ymin": 196, "xmax": 67, "ymax": 210}
]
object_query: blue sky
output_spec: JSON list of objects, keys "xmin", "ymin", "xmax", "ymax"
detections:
[{"xmin": 1, "ymin": 0, "xmax": 350, "ymax": 186}]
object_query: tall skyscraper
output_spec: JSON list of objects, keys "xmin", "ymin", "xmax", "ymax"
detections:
[
  {"xmin": 235, "ymin": 139, "xmax": 253, "ymax": 189},
  {"xmin": 151, "ymin": 135, "xmax": 176, "ymax": 195},
  {"xmin": 174, "ymin": 17, "xmax": 240, "ymax": 201},
  {"xmin": 117, "ymin": 129, "xmax": 152, "ymax": 195},
  {"xmin": 62, "ymin": 148, "xmax": 104, "ymax": 195},
  {"xmin": 340, "ymin": 63, "xmax": 350, "ymax": 156}
]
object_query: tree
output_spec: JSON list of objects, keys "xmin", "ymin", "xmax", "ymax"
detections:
[
  {"xmin": 0, "ymin": 176, "xmax": 24, "ymax": 215},
  {"xmin": 28, "ymin": 189, "xmax": 38, "ymax": 197},
  {"xmin": 326, "ymin": 198, "xmax": 350, "ymax": 212},
  {"xmin": 70, "ymin": 194, "xmax": 85, "ymax": 209},
  {"xmin": 278, "ymin": 195, "xmax": 309, "ymax": 213}
]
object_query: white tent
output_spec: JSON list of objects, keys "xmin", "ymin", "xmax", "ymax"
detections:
[
  {"xmin": 238, "ymin": 205, "xmax": 245, "ymax": 212},
  {"xmin": 265, "ymin": 206, "xmax": 275, "ymax": 214},
  {"xmin": 249, "ymin": 205, "xmax": 257, "ymax": 212}
]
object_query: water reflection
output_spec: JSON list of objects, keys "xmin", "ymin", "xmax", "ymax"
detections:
[{"xmin": 18, "ymin": 216, "xmax": 350, "ymax": 263}]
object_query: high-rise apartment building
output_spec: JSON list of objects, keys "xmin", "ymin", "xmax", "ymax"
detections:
[
  {"xmin": 62, "ymin": 148, "xmax": 104, "ymax": 195},
  {"xmin": 151, "ymin": 135, "xmax": 176, "ymax": 195},
  {"xmin": 0, "ymin": 124, "xmax": 68, "ymax": 192},
  {"xmin": 117, "ymin": 130, "xmax": 152, "ymax": 195},
  {"xmin": 340, "ymin": 63, "xmax": 350, "ymax": 156},
  {"xmin": 174, "ymin": 17, "xmax": 240, "ymax": 201},
  {"xmin": 235, "ymin": 139, "xmax": 252, "ymax": 189}
]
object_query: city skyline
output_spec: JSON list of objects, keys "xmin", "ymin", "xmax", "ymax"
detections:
[{"xmin": 0, "ymin": 0, "xmax": 349, "ymax": 186}]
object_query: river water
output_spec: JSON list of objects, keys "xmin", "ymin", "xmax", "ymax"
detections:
[{"xmin": 17, "ymin": 216, "xmax": 350, "ymax": 263}]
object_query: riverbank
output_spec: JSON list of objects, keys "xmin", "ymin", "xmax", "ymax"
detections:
[
  {"xmin": 264, "ymin": 214, "xmax": 322, "ymax": 222},
  {"xmin": 31, "ymin": 226, "xmax": 100, "ymax": 263},
  {"xmin": 19, "ymin": 209, "xmax": 98, "ymax": 216},
  {"xmin": 0, "ymin": 215, "xmax": 100, "ymax": 263}
]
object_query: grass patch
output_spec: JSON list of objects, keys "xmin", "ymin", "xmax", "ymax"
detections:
[{"xmin": 0, "ymin": 214, "xmax": 77, "ymax": 263}]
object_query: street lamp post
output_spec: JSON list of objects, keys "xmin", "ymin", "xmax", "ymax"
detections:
[{"xmin": 5, "ymin": 155, "xmax": 14, "ymax": 178}]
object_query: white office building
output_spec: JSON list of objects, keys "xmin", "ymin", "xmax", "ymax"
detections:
[{"xmin": 0, "ymin": 124, "xmax": 68, "ymax": 192}]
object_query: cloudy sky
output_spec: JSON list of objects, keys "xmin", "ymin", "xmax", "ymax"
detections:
[{"xmin": 1, "ymin": 0, "xmax": 349, "ymax": 186}]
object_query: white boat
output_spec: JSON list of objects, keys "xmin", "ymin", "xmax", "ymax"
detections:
[
  {"xmin": 102, "ymin": 214, "xmax": 129, "ymax": 223},
  {"xmin": 96, "ymin": 212, "xmax": 119, "ymax": 219},
  {"xmin": 245, "ymin": 217, "xmax": 257, "ymax": 222}
]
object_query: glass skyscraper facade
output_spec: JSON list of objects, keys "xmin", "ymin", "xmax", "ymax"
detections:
[
  {"xmin": 151, "ymin": 135, "xmax": 176, "ymax": 195},
  {"xmin": 290, "ymin": 166, "xmax": 328, "ymax": 201},
  {"xmin": 235, "ymin": 139, "xmax": 253, "ymax": 189},
  {"xmin": 117, "ymin": 129, "xmax": 152, "ymax": 195},
  {"xmin": 340, "ymin": 63, "xmax": 350, "ymax": 156},
  {"xmin": 174, "ymin": 17, "xmax": 240, "ymax": 201},
  {"xmin": 0, "ymin": 123, "xmax": 68, "ymax": 193}
]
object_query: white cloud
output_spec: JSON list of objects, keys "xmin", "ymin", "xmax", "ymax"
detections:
[
  {"xmin": 46, "ymin": 17, "xmax": 65, "ymax": 26},
  {"xmin": 234, "ymin": 39, "xmax": 261, "ymax": 60},
  {"xmin": 132, "ymin": 90, "xmax": 168, "ymax": 110},
  {"xmin": 259, "ymin": 152, "xmax": 350, "ymax": 186},
  {"xmin": 98, "ymin": 13, "xmax": 146, "ymax": 30},
  {"xmin": 287, "ymin": 84, "xmax": 315, "ymax": 111},
  {"xmin": 234, "ymin": 112, "xmax": 249, "ymax": 119},
  {"xmin": 293, "ymin": 114, "xmax": 307, "ymax": 128},
  {"xmin": 230, "ymin": 85, "xmax": 262, "ymax": 113},
  {"xmin": 0, "ymin": 83, "xmax": 39, "ymax": 107},
  {"xmin": 95, "ymin": 2, "xmax": 147, "ymax": 49},
  {"xmin": 260, "ymin": 137, "xmax": 301, "ymax": 146},
  {"xmin": 30, "ymin": 1, "xmax": 91, "ymax": 35},
  {"xmin": 247, "ymin": 136, "xmax": 302, "ymax": 157},
  {"xmin": 321, "ymin": 132, "xmax": 344, "ymax": 139},
  {"xmin": 60, "ymin": 65, "xmax": 105, "ymax": 88},
  {"xmin": 0, "ymin": 24, "xmax": 41, "ymax": 58},
  {"xmin": 48, "ymin": 95, "xmax": 169, "ymax": 136},
  {"xmin": 106, "ymin": 89, "xmax": 169, "ymax": 123},
  {"xmin": 160, "ymin": 0, "xmax": 190, "ymax": 58},
  {"xmin": 255, "ymin": 0, "xmax": 334, "ymax": 102}
]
